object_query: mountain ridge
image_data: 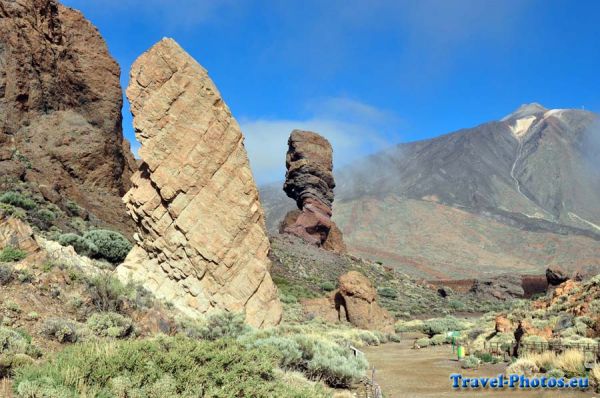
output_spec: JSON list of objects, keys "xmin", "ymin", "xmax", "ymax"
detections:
[{"xmin": 260, "ymin": 104, "xmax": 600, "ymax": 278}]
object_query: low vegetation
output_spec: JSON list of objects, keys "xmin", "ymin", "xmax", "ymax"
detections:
[{"xmin": 13, "ymin": 336, "xmax": 328, "ymax": 398}]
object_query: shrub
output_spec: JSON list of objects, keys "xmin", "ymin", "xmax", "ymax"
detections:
[
  {"xmin": 85, "ymin": 273, "xmax": 128, "ymax": 313},
  {"xmin": 506, "ymin": 358, "xmax": 538, "ymax": 376},
  {"xmin": 31, "ymin": 208, "xmax": 56, "ymax": 230},
  {"xmin": 475, "ymin": 352, "xmax": 495, "ymax": 363},
  {"xmin": 292, "ymin": 335, "xmax": 368, "ymax": 388},
  {"xmin": 0, "ymin": 263, "xmax": 14, "ymax": 285},
  {"xmin": 182, "ymin": 311, "xmax": 248, "ymax": 341},
  {"xmin": 461, "ymin": 356, "xmax": 481, "ymax": 369},
  {"xmin": 422, "ymin": 316, "xmax": 468, "ymax": 337},
  {"xmin": 41, "ymin": 318, "xmax": 78, "ymax": 343},
  {"xmin": 546, "ymin": 368, "xmax": 565, "ymax": 379},
  {"xmin": 320, "ymin": 281, "xmax": 336, "ymax": 292},
  {"xmin": 13, "ymin": 336, "xmax": 324, "ymax": 397},
  {"xmin": 0, "ymin": 246, "xmax": 27, "ymax": 262},
  {"xmin": 377, "ymin": 287, "xmax": 398, "ymax": 299},
  {"xmin": 5, "ymin": 300, "xmax": 21, "ymax": 313},
  {"xmin": 248, "ymin": 336, "xmax": 303, "ymax": 368},
  {"xmin": 65, "ymin": 200, "xmax": 82, "ymax": 217},
  {"xmin": 83, "ymin": 229, "xmax": 132, "ymax": 264},
  {"xmin": 395, "ymin": 319, "xmax": 424, "ymax": 333},
  {"xmin": 415, "ymin": 337, "xmax": 430, "ymax": 348},
  {"xmin": 86, "ymin": 312, "xmax": 134, "ymax": 339},
  {"xmin": 591, "ymin": 364, "xmax": 600, "ymax": 392},
  {"xmin": 58, "ymin": 233, "xmax": 98, "ymax": 258},
  {"xmin": 0, "ymin": 203, "xmax": 26, "ymax": 219},
  {"xmin": 16, "ymin": 269, "xmax": 34, "ymax": 283},
  {"xmin": 430, "ymin": 334, "xmax": 447, "ymax": 345},
  {"xmin": 556, "ymin": 349, "xmax": 585, "ymax": 377},
  {"xmin": 0, "ymin": 191, "xmax": 36, "ymax": 210},
  {"xmin": 0, "ymin": 327, "xmax": 39, "ymax": 378}
]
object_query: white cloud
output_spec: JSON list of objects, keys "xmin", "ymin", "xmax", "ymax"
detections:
[{"xmin": 240, "ymin": 97, "xmax": 402, "ymax": 184}]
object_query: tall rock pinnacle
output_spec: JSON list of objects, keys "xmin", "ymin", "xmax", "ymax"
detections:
[
  {"xmin": 281, "ymin": 130, "xmax": 347, "ymax": 253},
  {"xmin": 0, "ymin": 0, "xmax": 136, "ymax": 233},
  {"xmin": 116, "ymin": 38, "xmax": 282, "ymax": 328}
]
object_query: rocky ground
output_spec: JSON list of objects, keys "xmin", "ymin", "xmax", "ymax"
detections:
[{"xmin": 269, "ymin": 234, "xmax": 516, "ymax": 320}]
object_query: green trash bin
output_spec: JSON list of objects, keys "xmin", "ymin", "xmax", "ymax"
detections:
[{"xmin": 457, "ymin": 345, "xmax": 465, "ymax": 360}]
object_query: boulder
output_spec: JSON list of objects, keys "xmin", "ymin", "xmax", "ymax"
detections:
[
  {"xmin": 0, "ymin": 216, "xmax": 39, "ymax": 255},
  {"xmin": 115, "ymin": 38, "xmax": 281, "ymax": 328},
  {"xmin": 302, "ymin": 271, "xmax": 393, "ymax": 333},
  {"xmin": 469, "ymin": 274, "xmax": 524, "ymax": 301},
  {"xmin": 0, "ymin": 0, "xmax": 136, "ymax": 234},
  {"xmin": 495, "ymin": 315, "xmax": 513, "ymax": 334},
  {"xmin": 281, "ymin": 130, "xmax": 346, "ymax": 253},
  {"xmin": 546, "ymin": 265, "xmax": 569, "ymax": 286},
  {"xmin": 337, "ymin": 271, "xmax": 394, "ymax": 333}
]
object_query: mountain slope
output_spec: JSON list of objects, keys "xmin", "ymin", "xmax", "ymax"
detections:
[{"xmin": 260, "ymin": 104, "xmax": 600, "ymax": 278}]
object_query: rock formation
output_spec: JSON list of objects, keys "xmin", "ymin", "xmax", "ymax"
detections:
[
  {"xmin": 469, "ymin": 274, "xmax": 524, "ymax": 301},
  {"xmin": 115, "ymin": 38, "xmax": 282, "ymax": 328},
  {"xmin": 302, "ymin": 271, "xmax": 393, "ymax": 333},
  {"xmin": 280, "ymin": 130, "xmax": 346, "ymax": 253},
  {"xmin": 546, "ymin": 265, "xmax": 569, "ymax": 286},
  {"xmin": 0, "ymin": 0, "xmax": 136, "ymax": 234}
]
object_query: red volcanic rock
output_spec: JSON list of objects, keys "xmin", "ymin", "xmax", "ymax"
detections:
[
  {"xmin": 281, "ymin": 130, "xmax": 346, "ymax": 253},
  {"xmin": 0, "ymin": 0, "xmax": 136, "ymax": 234}
]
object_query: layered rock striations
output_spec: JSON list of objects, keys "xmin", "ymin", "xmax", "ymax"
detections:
[
  {"xmin": 281, "ymin": 130, "xmax": 346, "ymax": 253},
  {"xmin": 0, "ymin": 0, "xmax": 136, "ymax": 233},
  {"xmin": 116, "ymin": 38, "xmax": 282, "ymax": 328}
]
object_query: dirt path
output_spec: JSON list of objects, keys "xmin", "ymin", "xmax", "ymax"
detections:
[{"xmin": 363, "ymin": 340, "xmax": 596, "ymax": 398}]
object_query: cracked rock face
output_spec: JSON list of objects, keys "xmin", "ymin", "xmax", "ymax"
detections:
[
  {"xmin": 0, "ymin": 0, "xmax": 136, "ymax": 234},
  {"xmin": 115, "ymin": 38, "xmax": 282, "ymax": 328},
  {"xmin": 281, "ymin": 130, "xmax": 346, "ymax": 253}
]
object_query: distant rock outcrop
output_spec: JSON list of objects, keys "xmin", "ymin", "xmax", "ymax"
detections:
[
  {"xmin": 0, "ymin": 0, "xmax": 136, "ymax": 233},
  {"xmin": 280, "ymin": 130, "xmax": 346, "ymax": 253},
  {"xmin": 115, "ymin": 38, "xmax": 282, "ymax": 328},
  {"xmin": 546, "ymin": 265, "xmax": 569, "ymax": 286},
  {"xmin": 302, "ymin": 271, "xmax": 393, "ymax": 333},
  {"xmin": 469, "ymin": 274, "xmax": 524, "ymax": 301}
]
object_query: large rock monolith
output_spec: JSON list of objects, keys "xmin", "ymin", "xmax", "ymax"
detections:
[
  {"xmin": 280, "ymin": 130, "xmax": 346, "ymax": 253},
  {"xmin": 116, "ymin": 38, "xmax": 282, "ymax": 328},
  {"xmin": 0, "ymin": 0, "xmax": 136, "ymax": 233}
]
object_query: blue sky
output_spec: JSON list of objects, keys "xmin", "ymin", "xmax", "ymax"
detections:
[{"xmin": 62, "ymin": 0, "xmax": 600, "ymax": 184}]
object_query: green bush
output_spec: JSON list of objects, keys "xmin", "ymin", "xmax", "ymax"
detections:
[
  {"xmin": 377, "ymin": 287, "xmax": 398, "ymax": 299},
  {"xmin": 0, "ymin": 191, "xmax": 36, "ymax": 210},
  {"xmin": 415, "ymin": 337, "xmax": 430, "ymax": 347},
  {"xmin": 422, "ymin": 316, "xmax": 468, "ymax": 337},
  {"xmin": 0, "ymin": 246, "xmax": 27, "ymax": 262},
  {"xmin": 84, "ymin": 273, "xmax": 128, "ymax": 313},
  {"xmin": 31, "ymin": 208, "xmax": 56, "ymax": 230},
  {"xmin": 58, "ymin": 233, "xmax": 98, "ymax": 258},
  {"xmin": 0, "ymin": 327, "xmax": 40, "ymax": 378},
  {"xmin": 181, "ymin": 311, "xmax": 248, "ymax": 341},
  {"xmin": 461, "ymin": 356, "xmax": 481, "ymax": 369},
  {"xmin": 320, "ymin": 281, "xmax": 336, "ymax": 292},
  {"xmin": 292, "ymin": 334, "xmax": 368, "ymax": 388},
  {"xmin": 83, "ymin": 230, "xmax": 132, "ymax": 264},
  {"xmin": 248, "ymin": 336, "xmax": 303, "ymax": 368},
  {"xmin": 65, "ymin": 200, "xmax": 83, "ymax": 217},
  {"xmin": 0, "ymin": 263, "xmax": 14, "ymax": 285},
  {"xmin": 430, "ymin": 334, "xmax": 448, "ymax": 345},
  {"xmin": 0, "ymin": 203, "xmax": 26, "ymax": 219},
  {"xmin": 86, "ymin": 312, "xmax": 134, "ymax": 339},
  {"xmin": 41, "ymin": 318, "xmax": 78, "ymax": 343},
  {"xmin": 13, "ymin": 336, "xmax": 325, "ymax": 398}
]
